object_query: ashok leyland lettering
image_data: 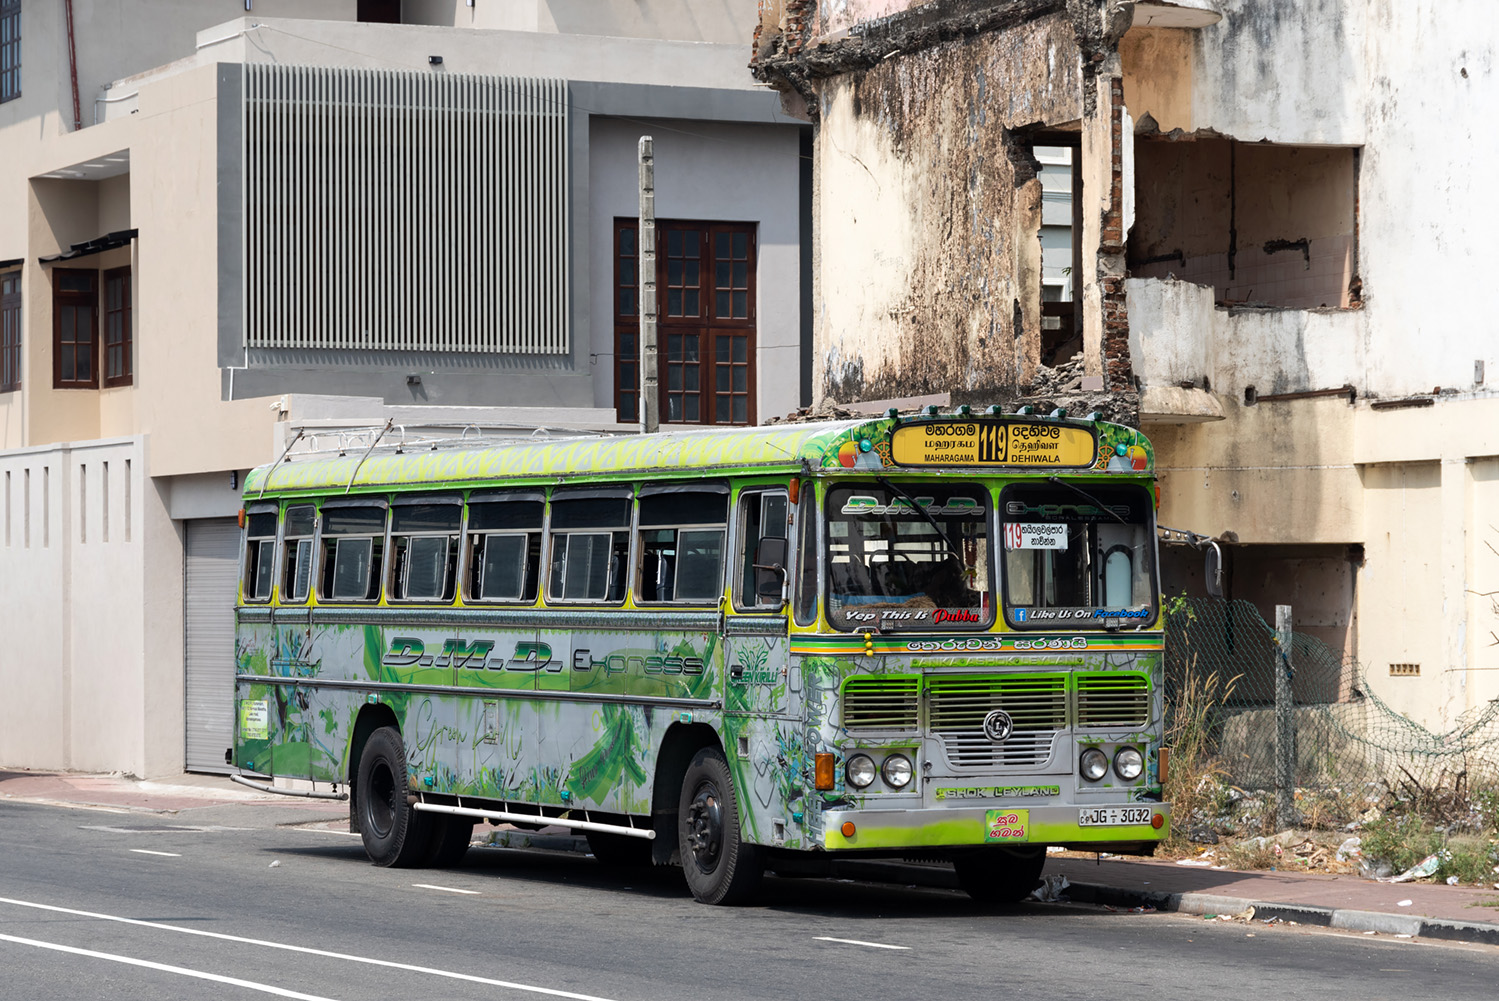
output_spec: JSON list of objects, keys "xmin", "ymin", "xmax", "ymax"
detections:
[{"xmin": 231, "ymin": 410, "xmax": 1170, "ymax": 904}]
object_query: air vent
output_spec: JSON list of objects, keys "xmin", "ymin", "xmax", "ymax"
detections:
[
  {"xmin": 928, "ymin": 674, "xmax": 1065, "ymax": 769},
  {"xmin": 841, "ymin": 676, "xmax": 920, "ymax": 729},
  {"xmin": 1389, "ymin": 663, "xmax": 1420, "ymax": 677},
  {"xmin": 1076, "ymin": 673, "xmax": 1150, "ymax": 727}
]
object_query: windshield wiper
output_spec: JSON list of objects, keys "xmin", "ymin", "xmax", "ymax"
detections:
[
  {"xmin": 1045, "ymin": 476, "xmax": 1129, "ymax": 524},
  {"xmin": 875, "ymin": 477, "xmax": 967, "ymax": 562}
]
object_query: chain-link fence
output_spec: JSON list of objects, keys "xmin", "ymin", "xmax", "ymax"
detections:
[{"xmin": 1163, "ymin": 597, "xmax": 1499, "ymax": 834}]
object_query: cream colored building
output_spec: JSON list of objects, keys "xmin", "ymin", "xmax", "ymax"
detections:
[
  {"xmin": 0, "ymin": 1, "xmax": 809, "ymax": 776},
  {"xmin": 752, "ymin": 0, "xmax": 1499, "ymax": 729}
]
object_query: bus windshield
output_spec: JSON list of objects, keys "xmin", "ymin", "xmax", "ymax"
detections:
[
  {"xmin": 1000, "ymin": 481, "xmax": 1157, "ymax": 628},
  {"xmin": 825, "ymin": 483, "xmax": 991, "ymax": 631}
]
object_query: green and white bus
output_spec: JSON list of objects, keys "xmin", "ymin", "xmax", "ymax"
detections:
[{"xmin": 231, "ymin": 409, "xmax": 1170, "ymax": 904}]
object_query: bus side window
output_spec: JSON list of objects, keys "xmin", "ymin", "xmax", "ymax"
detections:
[
  {"xmin": 389, "ymin": 499, "xmax": 461, "ymax": 602},
  {"xmin": 280, "ymin": 504, "xmax": 316, "ymax": 603},
  {"xmin": 637, "ymin": 489, "xmax": 728, "ymax": 604},
  {"xmin": 736, "ymin": 488, "xmax": 788, "ymax": 610},
  {"xmin": 793, "ymin": 483, "xmax": 818, "ymax": 625},
  {"xmin": 242, "ymin": 510, "xmax": 278, "ymax": 602},
  {"xmin": 466, "ymin": 496, "xmax": 543, "ymax": 602},
  {"xmin": 546, "ymin": 492, "xmax": 631, "ymax": 603},
  {"xmin": 318, "ymin": 505, "xmax": 387, "ymax": 602}
]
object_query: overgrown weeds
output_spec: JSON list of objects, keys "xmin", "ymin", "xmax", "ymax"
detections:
[{"xmin": 1163, "ymin": 650, "xmax": 1241, "ymax": 850}]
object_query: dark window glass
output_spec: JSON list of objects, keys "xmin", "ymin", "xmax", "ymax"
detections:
[
  {"xmin": 323, "ymin": 507, "xmax": 386, "ymax": 535},
  {"xmin": 468, "ymin": 499, "xmax": 544, "ymax": 531},
  {"xmin": 0, "ymin": 0, "xmax": 20, "ymax": 105},
  {"xmin": 391, "ymin": 502, "xmax": 461, "ymax": 533},
  {"xmin": 549, "ymin": 496, "xmax": 629, "ymax": 530},
  {"xmin": 613, "ymin": 218, "xmax": 757, "ymax": 426},
  {"xmin": 53, "ymin": 269, "xmax": 97, "ymax": 389},
  {"xmin": 1, "ymin": 270, "xmax": 20, "ymax": 392},
  {"xmin": 103, "ymin": 267, "xmax": 131, "ymax": 387}
]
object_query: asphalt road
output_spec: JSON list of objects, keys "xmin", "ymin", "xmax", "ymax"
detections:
[{"xmin": 1, "ymin": 798, "xmax": 1495, "ymax": 1001}]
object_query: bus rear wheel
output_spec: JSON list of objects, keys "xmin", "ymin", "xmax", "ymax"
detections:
[
  {"xmin": 952, "ymin": 846, "xmax": 1046, "ymax": 904},
  {"xmin": 678, "ymin": 747, "xmax": 763, "ymax": 905},
  {"xmin": 356, "ymin": 726, "xmax": 430, "ymax": 868}
]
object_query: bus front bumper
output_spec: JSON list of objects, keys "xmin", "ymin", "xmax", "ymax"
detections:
[{"xmin": 820, "ymin": 803, "xmax": 1171, "ymax": 851}]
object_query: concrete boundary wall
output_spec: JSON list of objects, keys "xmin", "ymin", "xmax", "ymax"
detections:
[{"xmin": 0, "ymin": 435, "xmax": 184, "ymax": 777}]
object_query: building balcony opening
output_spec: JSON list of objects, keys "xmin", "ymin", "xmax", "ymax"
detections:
[{"xmin": 1130, "ymin": 137, "xmax": 1359, "ymax": 310}]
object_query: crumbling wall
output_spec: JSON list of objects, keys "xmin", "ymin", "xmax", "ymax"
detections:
[
  {"xmin": 812, "ymin": 13, "xmax": 1082, "ymax": 406},
  {"xmin": 752, "ymin": 1, "xmax": 1142, "ymax": 416}
]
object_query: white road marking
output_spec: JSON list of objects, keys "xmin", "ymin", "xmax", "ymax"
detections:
[
  {"xmin": 0, "ymin": 896, "xmax": 620, "ymax": 1001},
  {"xmin": 0, "ymin": 931, "xmax": 336, "ymax": 1000},
  {"xmin": 813, "ymin": 935, "xmax": 911, "ymax": 951},
  {"xmin": 412, "ymin": 883, "xmax": 480, "ymax": 895},
  {"xmin": 307, "ymin": 829, "xmax": 361, "ymax": 837},
  {"xmin": 128, "ymin": 849, "xmax": 182, "ymax": 858}
]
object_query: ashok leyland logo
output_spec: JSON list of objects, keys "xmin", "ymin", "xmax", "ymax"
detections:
[{"xmin": 982, "ymin": 710, "xmax": 1014, "ymax": 743}]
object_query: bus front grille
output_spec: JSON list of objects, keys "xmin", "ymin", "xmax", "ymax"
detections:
[
  {"xmin": 928, "ymin": 674, "xmax": 1066, "ymax": 769},
  {"xmin": 1076, "ymin": 673, "xmax": 1150, "ymax": 728},
  {"xmin": 841, "ymin": 676, "xmax": 921, "ymax": 730}
]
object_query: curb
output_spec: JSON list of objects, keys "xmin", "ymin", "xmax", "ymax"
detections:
[
  {"xmin": 492, "ymin": 847, "xmax": 1499, "ymax": 943},
  {"xmin": 1064, "ymin": 881, "xmax": 1499, "ymax": 946}
]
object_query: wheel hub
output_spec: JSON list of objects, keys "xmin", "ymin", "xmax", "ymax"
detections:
[{"xmin": 685, "ymin": 782, "xmax": 724, "ymax": 873}]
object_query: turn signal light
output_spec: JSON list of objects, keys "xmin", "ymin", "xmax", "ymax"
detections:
[
  {"xmin": 1151, "ymin": 813, "xmax": 1165, "ymax": 830},
  {"xmin": 1159, "ymin": 746, "xmax": 1171, "ymax": 785},
  {"xmin": 237, "ymin": 508, "xmax": 246, "ymax": 528},
  {"xmin": 814, "ymin": 752, "xmax": 835, "ymax": 790},
  {"xmin": 841, "ymin": 821, "xmax": 856, "ymax": 838}
]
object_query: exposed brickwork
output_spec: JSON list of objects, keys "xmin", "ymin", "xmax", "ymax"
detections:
[{"xmin": 1101, "ymin": 76, "xmax": 1133, "ymax": 392}]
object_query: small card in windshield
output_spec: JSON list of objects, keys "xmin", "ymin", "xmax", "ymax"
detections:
[{"xmin": 1003, "ymin": 523, "xmax": 1067, "ymax": 550}]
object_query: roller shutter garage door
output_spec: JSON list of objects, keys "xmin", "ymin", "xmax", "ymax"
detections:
[{"xmin": 185, "ymin": 518, "xmax": 240, "ymax": 773}]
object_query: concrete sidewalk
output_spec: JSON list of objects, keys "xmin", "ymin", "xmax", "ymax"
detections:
[{"xmin": 5, "ymin": 767, "xmax": 1497, "ymax": 944}]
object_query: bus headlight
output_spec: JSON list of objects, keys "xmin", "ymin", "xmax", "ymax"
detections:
[
  {"xmin": 881, "ymin": 753, "xmax": 913, "ymax": 788},
  {"xmin": 846, "ymin": 753, "xmax": 877, "ymax": 789},
  {"xmin": 1114, "ymin": 747, "xmax": 1144, "ymax": 781},
  {"xmin": 1080, "ymin": 748, "xmax": 1109, "ymax": 782}
]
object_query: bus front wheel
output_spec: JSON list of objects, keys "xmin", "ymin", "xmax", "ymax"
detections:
[
  {"xmin": 952, "ymin": 846, "xmax": 1046, "ymax": 904},
  {"xmin": 356, "ymin": 726, "xmax": 430, "ymax": 868},
  {"xmin": 678, "ymin": 747, "xmax": 763, "ymax": 905}
]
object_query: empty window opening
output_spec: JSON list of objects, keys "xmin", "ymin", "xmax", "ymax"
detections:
[
  {"xmin": 1034, "ymin": 143, "xmax": 1082, "ymax": 365},
  {"xmin": 1131, "ymin": 138, "xmax": 1358, "ymax": 309}
]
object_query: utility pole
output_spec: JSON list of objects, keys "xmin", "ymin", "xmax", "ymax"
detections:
[
  {"xmin": 637, "ymin": 137, "xmax": 659, "ymax": 434},
  {"xmin": 1275, "ymin": 604, "xmax": 1296, "ymax": 830}
]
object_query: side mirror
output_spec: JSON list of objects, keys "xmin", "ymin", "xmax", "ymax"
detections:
[
  {"xmin": 1203, "ymin": 542, "xmax": 1224, "ymax": 598},
  {"xmin": 753, "ymin": 536, "xmax": 789, "ymax": 600}
]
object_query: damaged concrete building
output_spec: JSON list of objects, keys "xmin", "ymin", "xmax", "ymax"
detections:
[{"xmin": 752, "ymin": 0, "xmax": 1499, "ymax": 729}]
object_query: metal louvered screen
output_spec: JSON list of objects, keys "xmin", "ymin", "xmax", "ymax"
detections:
[
  {"xmin": 928, "ymin": 674, "xmax": 1067, "ymax": 769},
  {"xmin": 1076, "ymin": 673, "xmax": 1150, "ymax": 728},
  {"xmin": 242, "ymin": 65, "xmax": 570, "ymax": 354},
  {"xmin": 842, "ymin": 676, "xmax": 921, "ymax": 729},
  {"xmin": 185, "ymin": 518, "xmax": 241, "ymax": 773}
]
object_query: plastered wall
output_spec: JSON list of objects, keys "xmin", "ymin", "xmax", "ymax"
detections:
[{"xmin": 812, "ymin": 13, "xmax": 1083, "ymax": 404}]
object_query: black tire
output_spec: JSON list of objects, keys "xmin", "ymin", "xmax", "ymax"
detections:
[
  {"xmin": 586, "ymin": 830, "xmax": 653, "ymax": 867},
  {"xmin": 356, "ymin": 726, "xmax": 430, "ymax": 868},
  {"xmin": 678, "ymin": 747, "xmax": 763, "ymax": 905},
  {"xmin": 423, "ymin": 816, "xmax": 475, "ymax": 868},
  {"xmin": 953, "ymin": 846, "xmax": 1046, "ymax": 904}
]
